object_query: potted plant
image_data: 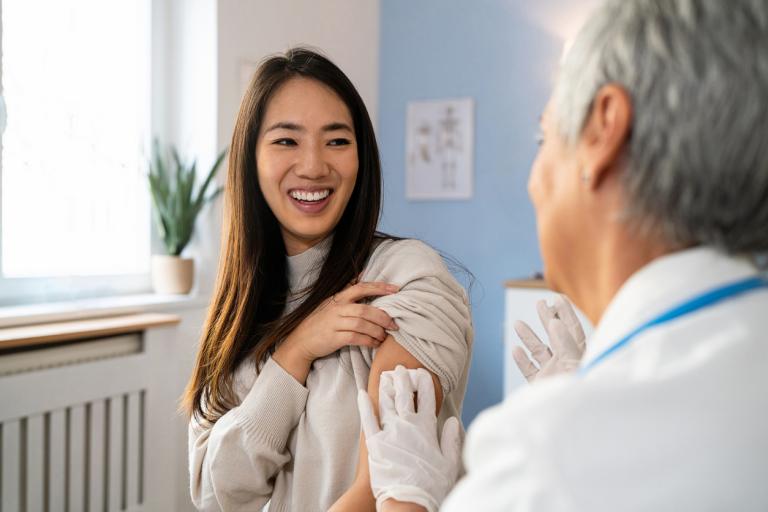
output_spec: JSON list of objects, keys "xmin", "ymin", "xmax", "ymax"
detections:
[{"xmin": 148, "ymin": 140, "xmax": 226, "ymax": 294}]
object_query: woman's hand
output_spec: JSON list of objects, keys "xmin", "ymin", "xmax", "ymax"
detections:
[{"xmin": 274, "ymin": 281, "xmax": 400, "ymax": 384}]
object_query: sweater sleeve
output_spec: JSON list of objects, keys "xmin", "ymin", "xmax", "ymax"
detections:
[
  {"xmin": 188, "ymin": 357, "xmax": 309, "ymax": 511},
  {"xmin": 364, "ymin": 240, "xmax": 473, "ymax": 395}
]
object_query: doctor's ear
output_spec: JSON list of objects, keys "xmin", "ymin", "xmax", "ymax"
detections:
[{"xmin": 578, "ymin": 84, "xmax": 633, "ymax": 189}]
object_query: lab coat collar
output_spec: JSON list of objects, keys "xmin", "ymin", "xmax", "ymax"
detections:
[{"xmin": 580, "ymin": 246, "xmax": 760, "ymax": 369}]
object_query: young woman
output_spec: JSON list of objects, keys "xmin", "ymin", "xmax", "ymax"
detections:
[{"xmin": 183, "ymin": 48, "xmax": 473, "ymax": 512}]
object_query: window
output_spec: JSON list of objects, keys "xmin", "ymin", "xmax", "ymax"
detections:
[{"xmin": 0, "ymin": 0, "xmax": 153, "ymax": 305}]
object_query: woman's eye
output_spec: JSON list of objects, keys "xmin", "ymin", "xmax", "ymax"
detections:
[
  {"xmin": 273, "ymin": 138, "xmax": 297, "ymax": 146},
  {"xmin": 534, "ymin": 131, "xmax": 545, "ymax": 146},
  {"xmin": 328, "ymin": 138, "xmax": 351, "ymax": 147}
]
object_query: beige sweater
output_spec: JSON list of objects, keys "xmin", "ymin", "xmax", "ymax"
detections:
[{"xmin": 188, "ymin": 238, "xmax": 473, "ymax": 512}]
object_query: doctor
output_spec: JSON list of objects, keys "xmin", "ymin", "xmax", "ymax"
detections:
[{"xmin": 357, "ymin": 0, "xmax": 768, "ymax": 510}]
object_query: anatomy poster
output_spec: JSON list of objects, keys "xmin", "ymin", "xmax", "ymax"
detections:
[{"xmin": 406, "ymin": 97, "xmax": 474, "ymax": 200}]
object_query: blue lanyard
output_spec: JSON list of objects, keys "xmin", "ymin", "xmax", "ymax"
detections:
[{"xmin": 579, "ymin": 275, "xmax": 768, "ymax": 376}]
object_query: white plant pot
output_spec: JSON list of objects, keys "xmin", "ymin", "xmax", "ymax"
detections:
[{"xmin": 151, "ymin": 255, "xmax": 194, "ymax": 294}]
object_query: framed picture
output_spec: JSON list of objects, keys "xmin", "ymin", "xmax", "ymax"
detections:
[{"xmin": 406, "ymin": 97, "xmax": 474, "ymax": 200}]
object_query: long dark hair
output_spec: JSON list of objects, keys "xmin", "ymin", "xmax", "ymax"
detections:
[{"xmin": 183, "ymin": 48, "xmax": 389, "ymax": 424}]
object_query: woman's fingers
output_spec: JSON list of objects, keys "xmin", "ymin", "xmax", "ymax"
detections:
[
  {"xmin": 514, "ymin": 320, "xmax": 552, "ymax": 366},
  {"xmin": 338, "ymin": 317, "xmax": 388, "ymax": 342},
  {"xmin": 340, "ymin": 303, "xmax": 398, "ymax": 331},
  {"xmin": 336, "ymin": 281, "xmax": 400, "ymax": 304},
  {"xmin": 339, "ymin": 331, "xmax": 383, "ymax": 349}
]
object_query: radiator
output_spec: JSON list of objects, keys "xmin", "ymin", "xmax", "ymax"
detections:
[
  {"xmin": 0, "ymin": 334, "xmax": 142, "ymax": 377},
  {"xmin": 1, "ymin": 392, "xmax": 145, "ymax": 511},
  {"xmin": 0, "ymin": 326, "xmax": 178, "ymax": 512}
]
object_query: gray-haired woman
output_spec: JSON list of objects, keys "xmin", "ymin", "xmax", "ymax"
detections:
[{"xmin": 356, "ymin": 0, "xmax": 768, "ymax": 510}]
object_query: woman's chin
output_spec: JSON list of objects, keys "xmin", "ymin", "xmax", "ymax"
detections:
[{"xmin": 281, "ymin": 225, "xmax": 335, "ymax": 253}]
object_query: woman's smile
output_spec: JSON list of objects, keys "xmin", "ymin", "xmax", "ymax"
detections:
[{"xmin": 287, "ymin": 187, "xmax": 335, "ymax": 214}]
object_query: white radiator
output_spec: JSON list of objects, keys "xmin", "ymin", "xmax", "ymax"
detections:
[
  {"xmin": 0, "ymin": 334, "xmax": 142, "ymax": 377},
  {"xmin": 0, "ymin": 326, "xmax": 178, "ymax": 512}
]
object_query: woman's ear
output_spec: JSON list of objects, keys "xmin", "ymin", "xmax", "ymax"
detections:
[{"xmin": 579, "ymin": 84, "xmax": 633, "ymax": 189}]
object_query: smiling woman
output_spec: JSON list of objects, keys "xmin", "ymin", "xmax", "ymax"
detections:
[
  {"xmin": 256, "ymin": 77, "xmax": 359, "ymax": 256},
  {"xmin": 182, "ymin": 48, "xmax": 473, "ymax": 512}
]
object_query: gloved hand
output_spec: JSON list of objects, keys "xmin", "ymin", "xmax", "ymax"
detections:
[
  {"xmin": 512, "ymin": 294, "xmax": 586, "ymax": 382},
  {"xmin": 357, "ymin": 365, "xmax": 462, "ymax": 512}
]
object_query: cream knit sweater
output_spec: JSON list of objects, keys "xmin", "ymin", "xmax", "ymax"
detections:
[{"xmin": 189, "ymin": 237, "xmax": 473, "ymax": 511}]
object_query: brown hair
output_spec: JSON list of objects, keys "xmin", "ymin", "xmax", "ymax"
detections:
[{"xmin": 182, "ymin": 48, "xmax": 390, "ymax": 424}]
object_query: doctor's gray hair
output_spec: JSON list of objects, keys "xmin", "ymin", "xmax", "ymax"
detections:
[{"xmin": 553, "ymin": 0, "xmax": 768, "ymax": 253}]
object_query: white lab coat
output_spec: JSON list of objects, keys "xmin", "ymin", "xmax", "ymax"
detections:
[{"xmin": 443, "ymin": 247, "xmax": 768, "ymax": 511}]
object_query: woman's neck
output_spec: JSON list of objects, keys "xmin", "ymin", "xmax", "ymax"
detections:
[
  {"xmin": 283, "ymin": 230, "xmax": 329, "ymax": 256},
  {"xmin": 569, "ymin": 228, "xmax": 675, "ymax": 326}
]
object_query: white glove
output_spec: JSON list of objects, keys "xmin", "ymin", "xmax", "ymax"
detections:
[
  {"xmin": 512, "ymin": 294, "xmax": 586, "ymax": 382},
  {"xmin": 357, "ymin": 365, "xmax": 462, "ymax": 512}
]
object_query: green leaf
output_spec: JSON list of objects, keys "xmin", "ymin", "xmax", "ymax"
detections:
[
  {"xmin": 194, "ymin": 149, "xmax": 227, "ymax": 210},
  {"xmin": 147, "ymin": 141, "xmax": 226, "ymax": 256}
]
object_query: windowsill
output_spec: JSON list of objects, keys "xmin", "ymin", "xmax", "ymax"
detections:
[
  {"xmin": 0, "ymin": 292, "xmax": 210, "ymax": 329},
  {"xmin": 0, "ymin": 312, "xmax": 181, "ymax": 350}
]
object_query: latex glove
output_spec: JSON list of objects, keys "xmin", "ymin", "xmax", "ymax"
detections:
[
  {"xmin": 357, "ymin": 365, "xmax": 462, "ymax": 512},
  {"xmin": 512, "ymin": 294, "xmax": 586, "ymax": 382}
]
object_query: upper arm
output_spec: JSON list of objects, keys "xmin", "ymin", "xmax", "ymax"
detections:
[
  {"xmin": 345, "ymin": 240, "xmax": 471, "ymax": 502},
  {"xmin": 365, "ymin": 240, "xmax": 473, "ymax": 398},
  {"xmin": 368, "ymin": 335, "xmax": 443, "ymax": 415},
  {"xmin": 343, "ymin": 335, "xmax": 443, "ymax": 504},
  {"xmin": 333, "ymin": 337, "xmax": 443, "ymax": 512}
]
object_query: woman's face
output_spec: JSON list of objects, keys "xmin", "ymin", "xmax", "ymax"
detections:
[
  {"xmin": 256, "ymin": 77, "xmax": 358, "ymax": 255},
  {"xmin": 528, "ymin": 100, "xmax": 582, "ymax": 292}
]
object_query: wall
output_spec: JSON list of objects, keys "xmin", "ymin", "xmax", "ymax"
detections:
[
  {"xmin": 378, "ymin": 0, "xmax": 592, "ymax": 423},
  {"xmin": 216, "ymin": 0, "xmax": 381, "ymax": 165},
  {"xmin": 156, "ymin": 0, "xmax": 220, "ymax": 300}
]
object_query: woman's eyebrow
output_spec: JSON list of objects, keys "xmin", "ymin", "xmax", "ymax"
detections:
[
  {"xmin": 264, "ymin": 121, "xmax": 304, "ymax": 133},
  {"xmin": 263, "ymin": 121, "xmax": 353, "ymax": 133},
  {"xmin": 322, "ymin": 122, "xmax": 353, "ymax": 133}
]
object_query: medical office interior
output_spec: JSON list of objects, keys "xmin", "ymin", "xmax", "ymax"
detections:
[{"xmin": 0, "ymin": 0, "xmax": 633, "ymax": 509}]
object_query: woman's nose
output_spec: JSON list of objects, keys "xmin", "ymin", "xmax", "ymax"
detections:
[{"xmin": 294, "ymin": 144, "xmax": 329, "ymax": 179}]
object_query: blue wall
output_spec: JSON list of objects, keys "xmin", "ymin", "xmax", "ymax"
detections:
[{"xmin": 378, "ymin": 0, "xmax": 564, "ymax": 424}]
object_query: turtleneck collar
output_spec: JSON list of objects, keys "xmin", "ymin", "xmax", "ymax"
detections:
[{"xmin": 286, "ymin": 235, "xmax": 334, "ymax": 294}]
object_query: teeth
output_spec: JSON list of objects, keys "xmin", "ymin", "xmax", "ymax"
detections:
[{"xmin": 290, "ymin": 189, "xmax": 330, "ymax": 202}]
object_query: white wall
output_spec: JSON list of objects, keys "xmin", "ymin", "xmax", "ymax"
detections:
[
  {"xmin": 167, "ymin": 0, "xmax": 221, "ymax": 304},
  {"xmin": 216, "ymin": 0, "xmax": 381, "ymax": 152}
]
